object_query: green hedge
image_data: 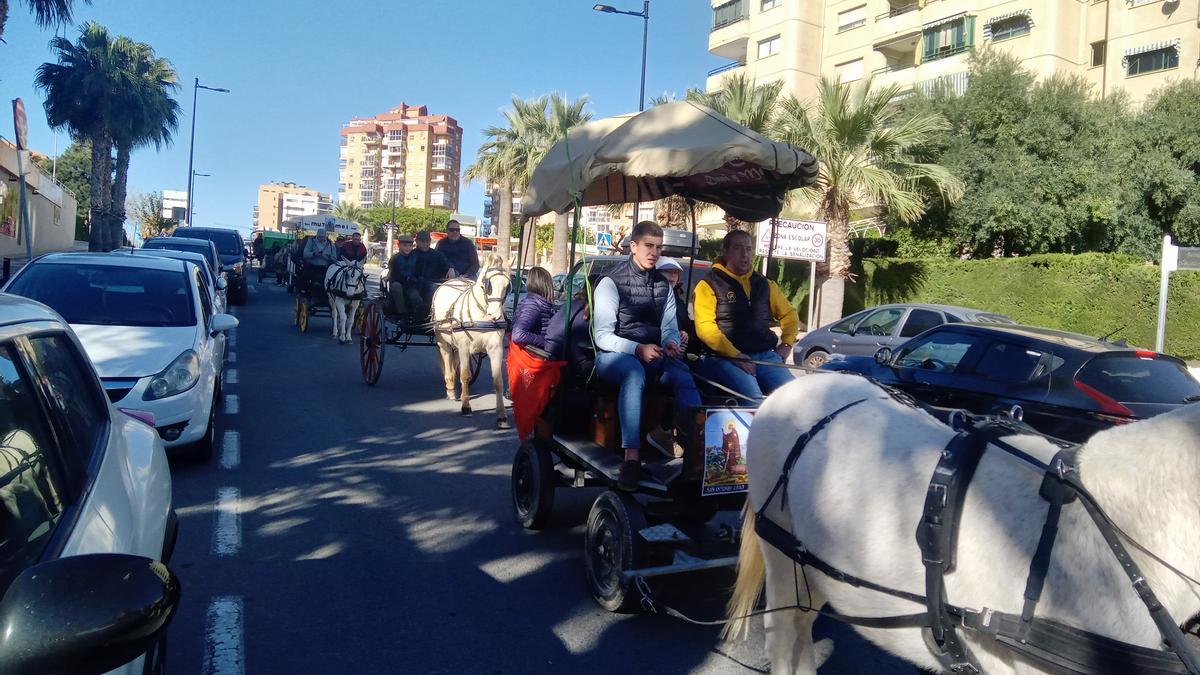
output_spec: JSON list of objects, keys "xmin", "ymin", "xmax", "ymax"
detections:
[{"xmin": 845, "ymin": 253, "xmax": 1200, "ymax": 360}]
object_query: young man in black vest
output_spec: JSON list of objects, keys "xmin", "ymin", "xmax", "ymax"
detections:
[
  {"xmin": 693, "ymin": 229, "xmax": 799, "ymax": 401},
  {"xmin": 593, "ymin": 221, "xmax": 701, "ymax": 491}
]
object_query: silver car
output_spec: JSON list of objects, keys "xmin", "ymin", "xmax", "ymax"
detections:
[{"xmin": 793, "ymin": 303, "xmax": 1014, "ymax": 368}]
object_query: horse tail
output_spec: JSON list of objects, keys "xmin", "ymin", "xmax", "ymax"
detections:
[{"xmin": 723, "ymin": 501, "xmax": 764, "ymax": 641}]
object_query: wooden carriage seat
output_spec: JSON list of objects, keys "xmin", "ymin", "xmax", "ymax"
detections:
[{"xmin": 591, "ymin": 379, "xmax": 673, "ymax": 453}]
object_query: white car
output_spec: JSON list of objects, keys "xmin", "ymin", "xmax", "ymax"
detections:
[
  {"xmin": 0, "ymin": 293, "xmax": 177, "ymax": 675},
  {"xmin": 4, "ymin": 253, "xmax": 237, "ymax": 459},
  {"xmin": 116, "ymin": 247, "xmax": 229, "ymax": 314}
]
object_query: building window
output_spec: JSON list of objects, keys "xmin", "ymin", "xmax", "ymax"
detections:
[
  {"xmin": 757, "ymin": 35, "xmax": 781, "ymax": 59},
  {"xmin": 1091, "ymin": 41, "xmax": 1106, "ymax": 67},
  {"xmin": 338, "ymin": 184, "xmax": 346, "ymax": 192},
  {"xmin": 761, "ymin": 0, "xmax": 779, "ymax": 10},
  {"xmin": 836, "ymin": 58, "xmax": 865, "ymax": 83},
  {"xmin": 361, "ymin": 167, "xmax": 376, "ymax": 178},
  {"xmin": 988, "ymin": 16, "xmax": 1030, "ymax": 41},
  {"xmin": 361, "ymin": 179, "xmax": 375, "ymax": 189},
  {"xmin": 922, "ymin": 16, "xmax": 975, "ymax": 62},
  {"xmin": 388, "ymin": 130, "xmax": 402, "ymax": 140},
  {"xmin": 359, "ymin": 190, "xmax": 374, "ymax": 203},
  {"xmin": 712, "ymin": 0, "xmax": 748, "ymax": 30},
  {"xmin": 837, "ymin": 6, "xmax": 866, "ymax": 32},
  {"xmin": 1125, "ymin": 45, "xmax": 1179, "ymax": 76}
]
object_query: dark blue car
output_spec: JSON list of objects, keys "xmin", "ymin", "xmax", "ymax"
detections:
[{"xmin": 822, "ymin": 322, "xmax": 1200, "ymax": 442}]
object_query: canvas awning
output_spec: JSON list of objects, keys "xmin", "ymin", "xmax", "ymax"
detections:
[
  {"xmin": 983, "ymin": 8, "xmax": 1032, "ymax": 39},
  {"xmin": 1124, "ymin": 38, "xmax": 1181, "ymax": 59},
  {"xmin": 520, "ymin": 101, "xmax": 819, "ymax": 223}
]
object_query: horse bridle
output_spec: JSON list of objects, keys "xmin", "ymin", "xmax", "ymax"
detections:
[{"xmin": 479, "ymin": 269, "xmax": 508, "ymax": 307}]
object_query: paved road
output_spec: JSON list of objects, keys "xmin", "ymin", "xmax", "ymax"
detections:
[{"xmin": 164, "ymin": 272, "xmax": 911, "ymax": 674}]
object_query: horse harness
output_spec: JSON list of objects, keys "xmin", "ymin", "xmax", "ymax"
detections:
[
  {"xmin": 754, "ymin": 397, "xmax": 1200, "ymax": 675},
  {"xmin": 326, "ymin": 263, "xmax": 366, "ymax": 301},
  {"xmin": 435, "ymin": 269, "xmax": 510, "ymax": 334}
]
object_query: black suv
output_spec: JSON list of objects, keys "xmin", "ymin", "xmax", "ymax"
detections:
[
  {"xmin": 172, "ymin": 227, "xmax": 248, "ymax": 304},
  {"xmin": 822, "ymin": 323, "xmax": 1200, "ymax": 442}
]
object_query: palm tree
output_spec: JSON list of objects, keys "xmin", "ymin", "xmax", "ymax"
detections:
[
  {"xmin": 540, "ymin": 94, "xmax": 592, "ymax": 274},
  {"xmin": 109, "ymin": 38, "xmax": 180, "ymax": 252},
  {"xmin": 0, "ymin": 0, "xmax": 88, "ymax": 42},
  {"xmin": 772, "ymin": 77, "xmax": 963, "ymax": 326},
  {"xmin": 36, "ymin": 22, "xmax": 125, "ymax": 251},
  {"xmin": 333, "ymin": 202, "xmax": 366, "ymax": 225},
  {"xmin": 688, "ymin": 73, "xmax": 785, "ymax": 231},
  {"xmin": 464, "ymin": 144, "xmax": 513, "ymax": 263}
]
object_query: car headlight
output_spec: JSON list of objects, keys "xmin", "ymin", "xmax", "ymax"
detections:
[{"xmin": 143, "ymin": 350, "xmax": 201, "ymax": 400}]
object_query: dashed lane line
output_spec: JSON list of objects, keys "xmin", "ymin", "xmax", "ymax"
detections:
[
  {"xmin": 224, "ymin": 394, "xmax": 239, "ymax": 415},
  {"xmin": 228, "ymin": 330, "xmax": 237, "ymax": 348},
  {"xmin": 212, "ymin": 487, "xmax": 241, "ymax": 556},
  {"xmin": 226, "ymin": 368, "xmax": 238, "ymax": 385},
  {"xmin": 220, "ymin": 431, "xmax": 240, "ymax": 469},
  {"xmin": 203, "ymin": 596, "xmax": 245, "ymax": 675},
  {"xmin": 227, "ymin": 351, "xmax": 237, "ymax": 364}
]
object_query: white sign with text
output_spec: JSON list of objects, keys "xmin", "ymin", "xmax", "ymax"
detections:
[{"xmin": 756, "ymin": 219, "xmax": 827, "ymax": 262}]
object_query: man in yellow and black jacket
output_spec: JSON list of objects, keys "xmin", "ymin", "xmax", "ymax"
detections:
[{"xmin": 693, "ymin": 229, "xmax": 799, "ymax": 401}]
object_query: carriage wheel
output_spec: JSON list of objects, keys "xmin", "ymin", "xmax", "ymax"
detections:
[
  {"xmin": 293, "ymin": 296, "xmax": 302, "ymax": 326},
  {"xmin": 354, "ymin": 303, "xmax": 366, "ymax": 336},
  {"xmin": 468, "ymin": 353, "xmax": 484, "ymax": 386},
  {"xmin": 585, "ymin": 491, "xmax": 648, "ymax": 613},
  {"xmin": 359, "ymin": 301, "xmax": 386, "ymax": 386},
  {"xmin": 511, "ymin": 441, "xmax": 556, "ymax": 530},
  {"xmin": 298, "ymin": 300, "xmax": 310, "ymax": 333}
]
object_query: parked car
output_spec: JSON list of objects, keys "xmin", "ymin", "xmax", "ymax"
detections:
[
  {"xmin": 172, "ymin": 227, "xmax": 248, "ymax": 305},
  {"xmin": 794, "ymin": 303, "xmax": 1014, "ymax": 368},
  {"xmin": 0, "ymin": 293, "xmax": 178, "ymax": 675},
  {"xmin": 121, "ymin": 247, "xmax": 228, "ymax": 314},
  {"xmin": 3, "ymin": 253, "xmax": 237, "ymax": 459},
  {"xmin": 821, "ymin": 322, "xmax": 1200, "ymax": 442},
  {"xmin": 141, "ymin": 236, "xmax": 221, "ymax": 280}
]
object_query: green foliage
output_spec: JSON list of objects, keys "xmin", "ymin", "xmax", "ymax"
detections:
[
  {"xmin": 359, "ymin": 206, "xmax": 451, "ymax": 239},
  {"xmin": 127, "ymin": 191, "xmax": 176, "ymax": 239},
  {"xmin": 900, "ymin": 53, "xmax": 1200, "ymax": 260},
  {"xmin": 43, "ymin": 140, "xmax": 92, "ymax": 219},
  {"xmin": 844, "ymin": 253, "xmax": 1200, "ymax": 359}
]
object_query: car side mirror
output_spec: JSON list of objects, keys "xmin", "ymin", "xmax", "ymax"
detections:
[
  {"xmin": 0, "ymin": 554, "xmax": 180, "ymax": 675},
  {"xmin": 215, "ymin": 277, "xmax": 228, "ymax": 291},
  {"xmin": 211, "ymin": 313, "xmax": 239, "ymax": 335},
  {"xmin": 874, "ymin": 347, "xmax": 892, "ymax": 365}
]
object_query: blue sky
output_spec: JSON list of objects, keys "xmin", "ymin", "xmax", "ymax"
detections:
[{"xmin": 0, "ymin": 1, "xmax": 724, "ymax": 236}]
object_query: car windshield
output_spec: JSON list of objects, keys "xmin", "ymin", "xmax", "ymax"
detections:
[
  {"xmin": 145, "ymin": 240, "xmax": 214, "ymax": 265},
  {"xmin": 182, "ymin": 230, "xmax": 242, "ymax": 255},
  {"xmin": 1076, "ymin": 355, "xmax": 1200, "ymax": 405},
  {"xmin": 8, "ymin": 264, "xmax": 196, "ymax": 327}
]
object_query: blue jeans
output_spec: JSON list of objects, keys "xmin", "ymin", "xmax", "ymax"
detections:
[
  {"xmin": 595, "ymin": 351, "xmax": 701, "ymax": 449},
  {"xmin": 701, "ymin": 350, "xmax": 794, "ymax": 401}
]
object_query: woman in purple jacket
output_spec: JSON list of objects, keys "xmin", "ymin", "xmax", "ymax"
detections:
[{"xmin": 507, "ymin": 267, "xmax": 561, "ymax": 442}]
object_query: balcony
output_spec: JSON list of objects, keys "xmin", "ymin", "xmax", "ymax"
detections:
[
  {"xmin": 876, "ymin": 2, "xmax": 917, "ymax": 21},
  {"xmin": 873, "ymin": 33, "xmax": 919, "ymax": 85},
  {"xmin": 708, "ymin": 0, "xmax": 749, "ymax": 61},
  {"xmin": 431, "ymin": 174, "xmax": 450, "ymax": 183},
  {"xmin": 707, "ymin": 60, "xmax": 745, "ymax": 77},
  {"xmin": 429, "ymin": 193, "xmax": 452, "ymax": 208},
  {"xmin": 875, "ymin": 2, "xmax": 919, "ymax": 37}
]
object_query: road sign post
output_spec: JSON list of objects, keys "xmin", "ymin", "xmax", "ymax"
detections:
[
  {"xmin": 757, "ymin": 219, "xmax": 828, "ymax": 330},
  {"xmin": 1154, "ymin": 235, "xmax": 1200, "ymax": 352},
  {"xmin": 12, "ymin": 99, "xmax": 33, "ymax": 260}
]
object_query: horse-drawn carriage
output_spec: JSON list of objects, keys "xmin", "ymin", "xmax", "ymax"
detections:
[
  {"xmin": 509, "ymin": 101, "xmax": 820, "ymax": 611},
  {"xmin": 293, "ymin": 259, "xmax": 367, "ymax": 343}
]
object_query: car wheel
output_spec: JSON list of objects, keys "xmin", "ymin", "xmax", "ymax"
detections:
[
  {"xmin": 192, "ymin": 395, "xmax": 217, "ymax": 462},
  {"xmin": 231, "ymin": 283, "xmax": 248, "ymax": 305},
  {"xmin": 803, "ymin": 350, "xmax": 830, "ymax": 368}
]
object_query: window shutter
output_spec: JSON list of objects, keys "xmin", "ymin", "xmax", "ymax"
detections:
[
  {"xmin": 965, "ymin": 16, "xmax": 976, "ymax": 48},
  {"xmin": 923, "ymin": 28, "xmax": 936, "ymax": 60}
]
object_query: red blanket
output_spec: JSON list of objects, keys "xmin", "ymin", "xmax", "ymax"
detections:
[{"xmin": 506, "ymin": 341, "xmax": 565, "ymax": 442}]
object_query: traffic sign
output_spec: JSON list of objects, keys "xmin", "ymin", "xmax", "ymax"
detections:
[{"xmin": 756, "ymin": 219, "xmax": 827, "ymax": 262}]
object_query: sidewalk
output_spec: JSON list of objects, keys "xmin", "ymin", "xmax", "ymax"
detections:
[{"xmin": 2, "ymin": 241, "xmax": 90, "ymax": 282}]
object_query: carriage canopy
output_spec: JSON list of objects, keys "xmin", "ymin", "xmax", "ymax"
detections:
[
  {"xmin": 282, "ymin": 215, "xmax": 361, "ymax": 238},
  {"xmin": 520, "ymin": 101, "xmax": 820, "ymax": 223}
]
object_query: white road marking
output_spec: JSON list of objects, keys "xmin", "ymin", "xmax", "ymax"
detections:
[
  {"xmin": 248, "ymin": 284, "xmax": 258, "ymax": 294},
  {"xmin": 224, "ymin": 394, "xmax": 239, "ymax": 414},
  {"xmin": 228, "ymin": 330, "xmax": 237, "ymax": 348},
  {"xmin": 220, "ymin": 431, "xmax": 240, "ymax": 469},
  {"xmin": 212, "ymin": 487, "xmax": 241, "ymax": 556},
  {"xmin": 227, "ymin": 351, "xmax": 237, "ymax": 363},
  {"xmin": 203, "ymin": 596, "xmax": 244, "ymax": 675},
  {"xmin": 226, "ymin": 368, "xmax": 239, "ymax": 385}
]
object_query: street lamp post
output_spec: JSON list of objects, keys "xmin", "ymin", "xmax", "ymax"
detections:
[
  {"xmin": 190, "ymin": 171, "xmax": 211, "ymax": 222},
  {"xmin": 594, "ymin": 2, "xmax": 650, "ymax": 227},
  {"xmin": 185, "ymin": 78, "xmax": 230, "ymax": 226}
]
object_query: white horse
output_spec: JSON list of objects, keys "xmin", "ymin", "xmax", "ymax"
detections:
[
  {"xmin": 324, "ymin": 259, "xmax": 367, "ymax": 344},
  {"xmin": 431, "ymin": 253, "xmax": 511, "ymax": 428},
  {"xmin": 726, "ymin": 373, "xmax": 1200, "ymax": 674}
]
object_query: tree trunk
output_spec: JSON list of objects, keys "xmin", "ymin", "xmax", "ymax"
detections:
[
  {"xmin": 551, "ymin": 210, "xmax": 569, "ymax": 275},
  {"xmin": 817, "ymin": 191, "xmax": 852, "ymax": 325},
  {"xmin": 88, "ymin": 130, "xmax": 114, "ymax": 252},
  {"xmin": 496, "ymin": 181, "xmax": 513, "ymax": 267},
  {"xmin": 111, "ymin": 141, "xmax": 131, "ymax": 251}
]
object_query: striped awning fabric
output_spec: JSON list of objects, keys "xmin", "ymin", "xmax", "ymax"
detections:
[
  {"xmin": 983, "ymin": 8, "xmax": 1032, "ymax": 39},
  {"xmin": 1124, "ymin": 38, "xmax": 1181, "ymax": 58},
  {"xmin": 923, "ymin": 12, "xmax": 965, "ymax": 29}
]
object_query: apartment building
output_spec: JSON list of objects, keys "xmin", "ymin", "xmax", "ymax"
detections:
[
  {"xmin": 707, "ymin": 0, "xmax": 1199, "ymax": 104},
  {"xmin": 253, "ymin": 182, "xmax": 331, "ymax": 231},
  {"xmin": 338, "ymin": 103, "xmax": 463, "ymax": 211},
  {"xmin": 161, "ymin": 190, "xmax": 188, "ymax": 223}
]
